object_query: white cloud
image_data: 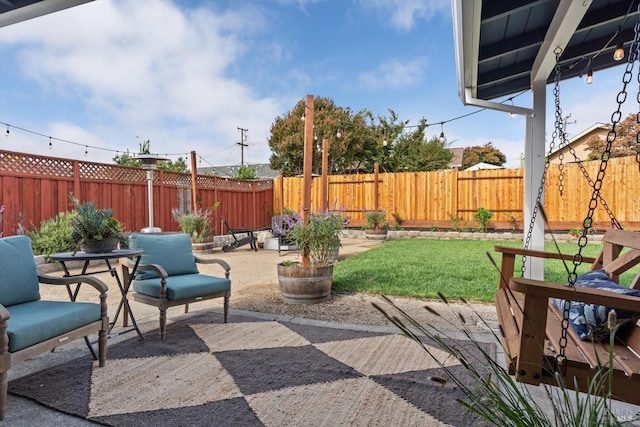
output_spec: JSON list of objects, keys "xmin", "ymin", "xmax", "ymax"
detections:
[
  {"xmin": 359, "ymin": 57, "xmax": 427, "ymax": 89},
  {"xmin": 0, "ymin": 0, "xmax": 283, "ymax": 164},
  {"xmin": 360, "ymin": 0, "xmax": 449, "ymax": 31}
]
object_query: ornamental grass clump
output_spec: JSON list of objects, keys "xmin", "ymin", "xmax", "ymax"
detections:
[
  {"xmin": 373, "ymin": 295, "xmax": 637, "ymax": 426},
  {"xmin": 172, "ymin": 204, "xmax": 218, "ymax": 243}
]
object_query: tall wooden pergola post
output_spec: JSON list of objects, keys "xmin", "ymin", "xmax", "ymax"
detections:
[
  {"xmin": 302, "ymin": 94, "xmax": 314, "ymax": 267},
  {"xmin": 321, "ymin": 138, "xmax": 329, "ymax": 209}
]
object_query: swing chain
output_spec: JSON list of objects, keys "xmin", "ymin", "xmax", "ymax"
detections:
[
  {"xmin": 558, "ymin": 6, "xmax": 640, "ymax": 368},
  {"xmin": 564, "ymin": 145, "xmax": 622, "ymax": 229},
  {"xmin": 522, "ymin": 50, "xmax": 563, "ymax": 277}
]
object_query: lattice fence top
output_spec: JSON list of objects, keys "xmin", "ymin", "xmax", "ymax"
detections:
[
  {"xmin": 0, "ymin": 151, "xmax": 75, "ymax": 178},
  {"xmin": 0, "ymin": 150, "xmax": 273, "ymax": 191}
]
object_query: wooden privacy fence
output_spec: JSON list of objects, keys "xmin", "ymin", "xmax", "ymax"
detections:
[
  {"xmin": 0, "ymin": 150, "xmax": 273, "ymax": 237},
  {"xmin": 273, "ymin": 156, "xmax": 640, "ymax": 231}
]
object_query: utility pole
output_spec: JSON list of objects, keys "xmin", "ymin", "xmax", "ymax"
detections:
[{"xmin": 237, "ymin": 127, "xmax": 248, "ymax": 166}]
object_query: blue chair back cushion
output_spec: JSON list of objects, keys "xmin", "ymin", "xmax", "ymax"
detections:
[
  {"xmin": 6, "ymin": 300, "xmax": 101, "ymax": 352},
  {"xmin": 133, "ymin": 274, "xmax": 230, "ymax": 300},
  {"xmin": 552, "ymin": 270, "xmax": 640, "ymax": 341},
  {"xmin": 0, "ymin": 236, "xmax": 41, "ymax": 306},
  {"xmin": 129, "ymin": 233, "xmax": 198, "ymax": 280}
]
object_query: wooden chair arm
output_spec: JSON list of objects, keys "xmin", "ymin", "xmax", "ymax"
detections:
[
  {"xmin": 120, "ymin": 257, "xmax": 168, "ymax": 279},
  {"xmin": 510, "ymin": 277, "xmax": 640, "ymax": 312},
  {"xmin": 194, "ymin": 257, "xmax": 231, "ymax": 276},
  {"xmin": 0, "ymin": 305, "xmax": 9, "ymax": 323},
  {"xmin": 38, "ymin": 273, "xmax": 109, "ymax": 294},
  {"xmin": 495, "ymin": 245, "xmax": 597, "ymax": 264}
]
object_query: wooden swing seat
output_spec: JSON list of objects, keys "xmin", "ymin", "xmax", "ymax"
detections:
[{"xmin": 494, "ymin": 229, "xmax": 640, "ymax": 404}]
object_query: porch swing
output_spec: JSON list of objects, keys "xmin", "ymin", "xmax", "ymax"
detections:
[{"xmin": 493, "ymin": 23, "xmax": 640, "ymax": 404}]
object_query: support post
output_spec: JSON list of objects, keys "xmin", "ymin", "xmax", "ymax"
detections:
[
  {"xmin": 523, "ymin": 80, "xmax": 546, "ymax": 279},
  {"xmin": 302, "ymin": 94, "xmax": 314, "ymax": 268},
  {"xmin": 374, "ymin": 162, "xmax": 379, "ymax": 212},
  {"xmin": 191, "ymin": 151, "xmax": 198, "ymax": 213},
  {"xmin": 321, "ymin": 138, "xmax": 329, "ymax": 209}
]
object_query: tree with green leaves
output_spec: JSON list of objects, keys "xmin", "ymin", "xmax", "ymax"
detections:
[
  {"xmin": 462, "ymin": 142, "xmax": 506, "ymax": 169},
  {"xmin": 268, "ymin": 97, "xmax": 447, "ymax": 175},
  {"xmin": 113, "ymin": 139, "xmax": 188, "ymax": 173},
  {"xmin": 585, "ymin": 114, "xmax": 639, "ymax": 160},
  {"xmin": 388, "ymin": 118, "xmax": 453, "ymax": 172},
  {"xmin": 236, "ymin": 165, "xmax": 258, "ymax": 179}
]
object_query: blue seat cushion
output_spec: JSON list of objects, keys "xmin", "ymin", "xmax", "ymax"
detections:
[
  {"xmin": 129, "ymin": 233, "xmax": 198, "ymax": 280},
  {"xmin": 6, "ymin": 300, "xmax": 102, "ymax": 352},
  {"xmin": 0, "ymin": 236, "xmax": 41, "ymax": 306},
  {"xmin": 552, "ymin": 270, "xmax": 640, "ymax": 342},
  {"xmin": 133, "ymin": 274, "xmax": 230, "ymax": 300}
]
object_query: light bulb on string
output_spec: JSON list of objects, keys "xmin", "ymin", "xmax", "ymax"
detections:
[
  {"xmin": 613, "ymin": 27, "xmax": 625, "ymax": 61},
  {"xmin": 439, "ymin": 123, "xmax": 445, "ymax": 143},
  {"xmin": 49, "ymin": 137, "xmax": 52, "ymax": 149},
  {"xmin": 336, "ymin": 128, "xmax": 341, "ymax": 138},
  {"xmin": 586, "ymin": 67, "xmax": 593, "ymax": 84},
  {"xmin": 5, "ymin": 126, "xmax": 9, "ymax": 137},
  {"xmin": 84, "ymin": 146, "xmax": 88, "ymax": 157},
  {"xmin": 115, "ymin": 151, "xmax": 120, "ymax": 161},
  {"xmin": 382, "ymin": 128, "xmax": 388, "ymax": 146}
]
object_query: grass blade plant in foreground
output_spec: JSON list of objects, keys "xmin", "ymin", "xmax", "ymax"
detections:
[{"xmin": 372, "ymin": 295, "xmax": 638, "ymax": 426}]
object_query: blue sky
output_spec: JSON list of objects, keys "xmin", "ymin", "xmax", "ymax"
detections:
[{"xmin": 0, "ymin": 0, "xmax": 632, "ymax": 169}]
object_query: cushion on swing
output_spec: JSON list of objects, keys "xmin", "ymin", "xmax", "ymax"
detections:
[{"xmin": 552, "ymin": 270, "xmax": 640, "ymax": 342}]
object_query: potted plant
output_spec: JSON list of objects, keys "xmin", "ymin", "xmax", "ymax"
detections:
[
  {"xmin": 363, "ymin": 209, "xmax": 388, "ymax": 240},
  {"xmin": 69, "ymin": 196, "xmax": 125, "ymax": 253},
  {"xmin": 172, "ymin": 203, "xmax": 219, "ymax": 253},
  {"xmin": 276, "ymin": 209, "xmax": 347, "ymax": 304}
]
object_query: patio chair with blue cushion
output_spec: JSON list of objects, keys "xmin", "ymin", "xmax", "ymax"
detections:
[
  {"xmin": 122, "ymin": 233, "xmax": 231, "ymax": 339},
  {"xmin": 0, "ymin": 235, "xmax": 109, "ymax": 420}
]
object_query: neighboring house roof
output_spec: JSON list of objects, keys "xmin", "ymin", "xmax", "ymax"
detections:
[
  {"xmin": 465, "ymin": 162, "xmax": 503, "ymax": 171},
  {"xmin": 447, "ymin": 147, "xmax": 465, "ymax": 170},
  {"xmin": 198, "ymin": 163, "xmax": 279, "ymax": 179},
  {"xmin": 547, "ymin": 123, "xmax": 610, "ymax": 164}
]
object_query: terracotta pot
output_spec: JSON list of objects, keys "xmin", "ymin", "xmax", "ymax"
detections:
[{"xmin": 276, "ymin": 263, "xmax": 333, "ymax": 305}]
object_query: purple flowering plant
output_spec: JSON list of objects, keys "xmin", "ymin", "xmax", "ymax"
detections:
[
  {"xmin": 172, "ymin": 202, "xmax": 219, "ymax": 243},
  {"xmin": 276, "ymin": 205, "xmax": 348, "ymax": 266}
]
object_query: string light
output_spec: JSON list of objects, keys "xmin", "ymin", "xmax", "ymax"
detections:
[
  {"xmin": 613, "ymin": 27, "xmax": 625, "ymax": 61},
  {"xmin": 84, "ymin": 146, "xmax": 88, "ymax": 156},
  {"xmin": 5, "ymin": 126, "xmax": 9, "ymax": 136},
  {"xmin": 49, "ymin": 137, "xmax": 52, "ymax": 149},
  {"xmin": 439, "ymin": 123, "xmax": 445, "ymax": 142},
  {"xmin": 336, "ymin": 128, "xmax": 342, "ymax": 138},
  {"xmin": 382, "ymin": 128, "xmax": 388, "ymax": 146}
]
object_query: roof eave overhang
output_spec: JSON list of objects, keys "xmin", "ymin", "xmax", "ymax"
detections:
[
  {"xmin": 0, "ymin": 0, "xmax": 94, "ymax": 28},
  {"xmin": 452, "ymin": 0, "xmax": 593, "ymax": 116}
]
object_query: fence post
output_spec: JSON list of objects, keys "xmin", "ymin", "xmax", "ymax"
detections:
[
  {"xmin": 191, "ymin": 151, "xmax": 198, "ymax": 213},
  {"xmin": 374, "ymin": 162, "xmax": 379, "ymax": 211}
]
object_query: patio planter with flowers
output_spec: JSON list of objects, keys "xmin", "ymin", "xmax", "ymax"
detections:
[
  {"xmin": 276, "ymin": 209, "xmax": 347, "ymax": 304},
  {"xmin": 172, "ymin": 203, "xmax": 219, "ymax": 254}
]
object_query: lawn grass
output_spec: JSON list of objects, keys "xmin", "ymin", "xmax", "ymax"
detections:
[{"xmin": 333, "ymin": 238, "xmax": 611, "ymax": 303}]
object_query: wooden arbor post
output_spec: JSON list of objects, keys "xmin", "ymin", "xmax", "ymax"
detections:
[{"xmin": 302, "ymin": 94, "xmax": 314, "ymax": 268}]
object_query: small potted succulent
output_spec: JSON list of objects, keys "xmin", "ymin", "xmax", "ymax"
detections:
[{"xmin": 69, "ymin": 196, "xmax": 125, "ymax": 253}]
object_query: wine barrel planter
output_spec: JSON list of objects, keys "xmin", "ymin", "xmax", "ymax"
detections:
[
  {"xmin": 277, "ymin": 263, "xmax": 333, "ymax": 305},
  {"xmin": 191, "ymin": 236, "xmax": 215, "ymax": 254},
  {"xmin": 365, "ymin": 229, "xmax": 388, "ymax": 241}
]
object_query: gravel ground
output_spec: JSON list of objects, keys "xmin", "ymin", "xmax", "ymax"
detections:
[{"xmin": 39, "ymin": 237, "xmax": 500, "ymax": 337}]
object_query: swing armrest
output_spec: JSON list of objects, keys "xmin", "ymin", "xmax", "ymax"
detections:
[
  {"xmin": 495, "ymin": 246, "xmax": 597, "ymax": 264},
  {"xmin": 509, "ymin": 277, "xmax": 640, "ymax": 312}
]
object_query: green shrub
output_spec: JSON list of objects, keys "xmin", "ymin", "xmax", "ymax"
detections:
[
  {"xmin": 474, "ymin": 207, "xmax": 493, "ymax": 232},
  {"xmin": 26, "ymin": 211, "xmax": 77, "ymax": 260}
]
